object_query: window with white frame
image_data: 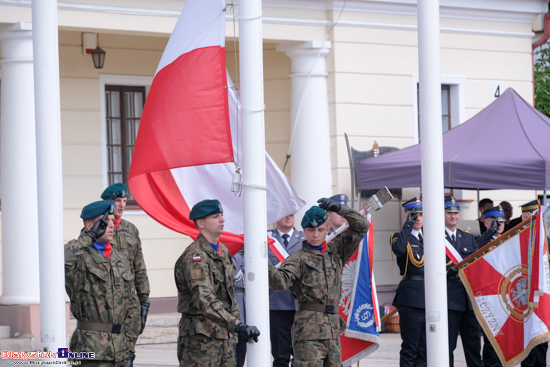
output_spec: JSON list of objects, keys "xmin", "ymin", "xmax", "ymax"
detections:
[{"xmin": 412, "ymin": 75, "xmax": 465, "ymax": 143}]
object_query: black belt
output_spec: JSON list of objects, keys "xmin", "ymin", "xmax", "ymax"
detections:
[
  {"xmin": 77, "ymin": 320, "xmax": 121, "ymax": 333},
  {"xmin": 235, "ymin": 288, "xmax": 245, "ymax": 294},
  {"xmin": 299, "ymin": 303, "xmax": 336, "ymax": 314},
  {"xmin": 404, "ymin": 275, "xmax": 424, "ymax": 281}
]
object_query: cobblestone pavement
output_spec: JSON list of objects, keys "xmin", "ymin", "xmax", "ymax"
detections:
[{"xmin": 133, "ymin": 332, "xmax": 469, "ymax": 367}]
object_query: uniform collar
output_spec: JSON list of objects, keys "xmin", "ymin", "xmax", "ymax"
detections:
[
  {"xmin": 276, "ymin": 227, "xmax": 294, "ymax": 239},
  {"xmin": 445, "ymin": 227, "xmax": 457, "ymax": 238}
]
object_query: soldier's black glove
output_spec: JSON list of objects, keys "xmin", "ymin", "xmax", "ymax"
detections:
[
  {"xmin": 235, "ymin": 323, "xmax": 260, "ymax": 343},
  {"xmin": 87, "ymin": 213, "xmax": 109, "ymax": 241},
  {"xmin": 317, "ymin": 197, "xmax": 341, "ymax": 212},
  {"xmin": 447, "ymin": 264, "xmax": 459, "ymax": 279},
  {"xmin": 403, "ymin": 211, "xmax": 417, "ymax": 230},
  {"xmin": 488, "ymin": 218, "xmax": 500, "ymax": 234},
  {"xmin": 128, "ymin": 351, "xmax": 135, "ymax": 367},
  {"xmin": 140, "ymin": 302, "xmax": 150, "ymax": 334}
]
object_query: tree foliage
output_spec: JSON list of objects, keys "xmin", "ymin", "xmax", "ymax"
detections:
[{"xmin": 534, "ymin": 46, "xmax": 550, "ymax": 117}]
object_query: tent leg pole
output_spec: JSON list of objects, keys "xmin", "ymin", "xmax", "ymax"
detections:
[
  {"xmin": 357, "ymin": 191, "xmax": 361, "ymax": 210},
  {"xmin": 544, "ymin": 189, "xmax": 547, "ymax": 205},
  {"xmin": 477, "ymin": 189, "xmax": 480, "ymax": 215}
]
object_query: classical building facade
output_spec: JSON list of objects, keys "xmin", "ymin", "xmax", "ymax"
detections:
[{"xmin": 0, "ymin": 0, "xmax": 547, "ymax": 340}]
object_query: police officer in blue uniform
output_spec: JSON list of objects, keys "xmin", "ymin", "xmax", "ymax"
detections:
[
  {"xmin": 391, "ymin": 197, "xmax": 426, "ymax": 367},
  {"xmin": 444, "ymin": 197, "xmax": 483, "ymax": 367},
  {"xmin": 267, "ymin": 213, "xmax": 306, "ymax": 367}
]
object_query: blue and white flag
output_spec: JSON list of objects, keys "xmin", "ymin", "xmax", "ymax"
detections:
[{"xmin": 339, "ymin": 215, "xmax": 380, "ymax": 366}]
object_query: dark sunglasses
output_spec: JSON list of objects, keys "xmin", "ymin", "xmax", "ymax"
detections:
[{"xmin": 502, "ymin": 207, "xmax": 513, "ymax": 211}]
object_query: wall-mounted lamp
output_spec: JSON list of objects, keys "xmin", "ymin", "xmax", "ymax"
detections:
[
  {"xmin": 82, "ymin": 32, "xmax": 106, "ymax": 69},
  {"xmin": 91, "ymin": 46, "xmax": 106, "ymax": 69}
]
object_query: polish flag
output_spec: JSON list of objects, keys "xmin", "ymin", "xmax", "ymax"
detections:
[
  {"xmin": 459, "ymin": 207, "xmax": 550, "ymax": 366},
  {"xmin": 128, "ymin": 0, "xmax": 305, "ymax": 255}
]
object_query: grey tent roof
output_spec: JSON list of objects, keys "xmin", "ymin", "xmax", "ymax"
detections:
[{"xmin": 357, "ymin": 88, "xmax": 550, "ymax": 190}]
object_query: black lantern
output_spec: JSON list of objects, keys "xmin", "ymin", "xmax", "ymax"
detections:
[{"xmin": 91, "ymin": 46, "xmax": 106, "ymax": 69}]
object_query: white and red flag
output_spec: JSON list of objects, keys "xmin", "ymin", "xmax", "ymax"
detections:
[
  {"xmin": 128, "ymin": 0, "xmax": 305, "ymax": 255},
  {"xmin": 459, "ymin": 206, "xmax": 550, "ymax": 366}
]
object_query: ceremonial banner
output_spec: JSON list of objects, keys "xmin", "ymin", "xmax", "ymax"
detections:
[
  {"xmin": 128, "ymin": 0, "xmax": 304, "ymax": 255},
  {"xmin": 339, "ymin": 215, "xmax": 380, "ymax": 366},
  {"xmin": 459, "ymin": 207, "xmax": 550, "ymax": 366}
]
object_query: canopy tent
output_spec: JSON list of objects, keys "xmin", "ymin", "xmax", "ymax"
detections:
[{"xmin": 357, "ymin": 88, "xmax": 550, "ymax": 190}]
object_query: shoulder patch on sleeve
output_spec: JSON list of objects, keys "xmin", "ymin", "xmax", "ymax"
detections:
[{"xmin": 190, "ymin": 266, "xmax": 205, "ymax": 280}]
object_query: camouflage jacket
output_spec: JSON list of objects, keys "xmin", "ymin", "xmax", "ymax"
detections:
[
  {"xmin": 64, "ymin": 235, "xmax": 134, "ymax": 362},
  {"xmin": 175, "ymin": 234, "xmax": 240, "ymax": 340},
  {"xmin": 111, "ymin": 218, "xmax": 150, "ymax": 304},
  {"xmin": 268, "ymin": 205, "xmax": 368, "ymax": 341}
]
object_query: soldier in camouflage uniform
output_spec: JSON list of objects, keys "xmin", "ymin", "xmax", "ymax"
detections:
[
  {"xmin": 101, "ymin": 183, "xmax": 150, "ymax": 366},
  {"xmin": 65, "ymin": 200, "xmax": 134, "ymax": 366},
  {"xmin": 268, "ymin": 197, "xmax": 368, "ymax": 367},
  {"xmin": 174, "ymin": 199, "xmax": 260, "ymax": 367}
]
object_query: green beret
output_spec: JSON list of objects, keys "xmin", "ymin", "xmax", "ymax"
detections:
[
  {"xmin": 81, "ymin": 200, "xmax": 115, "ymax": 219},
  {"xmin": 189, "ymin": 199, "xmax": 223, "ymax": 220},
  {"xmin": 101, "ymin": 183, "xmax": 128, "ymax": 200},
  {"xmin": 301, "ymin": 206, "xmax": 328, "ymax": 229}
]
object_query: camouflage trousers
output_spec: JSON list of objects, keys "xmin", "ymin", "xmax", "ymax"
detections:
[
  {"xmin": 77, "ymin": 360, "xmax": 128, "ymax": 366},
  {"xmin": 177, "ymin": 334, "xmax": 236, "ymax": 367},
  {"xmin": 292, "ymin": 338, "xmax": 341, "ymax": 367},
  {"xmin": 124, "ymin": 302, "xmax": 141, "ymax": 352}
]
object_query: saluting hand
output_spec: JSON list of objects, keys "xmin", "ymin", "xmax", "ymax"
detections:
[
  {"xmin": 317, "ymin": 197, "xmax": 341, "ymax": 212},
  {"xmin": 87, "ymin": 213, "xmax": 109, "ymax": 241}
]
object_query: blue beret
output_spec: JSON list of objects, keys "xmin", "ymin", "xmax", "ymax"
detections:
[
  {"xmin": 101, "ymin": 183, "xmax": 128, "ymax": 200},
  {"xmin": 330, "ymin": 194, "xmax": 348, "ymax": 205},
  {"xmin": 484, "ymin": 206, "xmax": 506, "ymax": 221},
  {"xmin": 190, "ymin": 199, "xmax": 223, "ymax": 220},
  {"xmin": 81, "ymin": 200, "xmax": 115, "ymax": 219},
  {"xmin": 520, "ymin": 200, "xmax": 539, "ymax": 213},
  {"xmin": 402, "ymin": 197, "xmax": 422, "ymax": 212},
  {"xmin": 301, "ymin": 206, "xmax": 328, "ymax": 229},
  {"xmin": 444, "ymin": 196, "xmax": 460, "ymax": 212}
]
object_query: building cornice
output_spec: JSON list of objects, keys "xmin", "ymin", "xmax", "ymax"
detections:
[{"xmin": 0, "ymin": 0, "xmax": 545, "ymax": 37}]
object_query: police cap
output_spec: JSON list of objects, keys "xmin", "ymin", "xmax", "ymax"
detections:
[
  {"xmin": 444, "ymin": 196, "xmax": 460, "ymax": 212},
  {"xmin": 483, "ymin": 206, "xmax": 506, "ymax": 222},
  {"xmin": 520, "ymin": 200, "xmax": 539, "ymax": 213},
  {"xmin": 301, "ymin": 206, "xmax": 328, "ymax": 229},
  {"xmin": 81, "ymin": 200, "xmax": 115, "ymax": 219},
  {"xmin": 189, "ymin": 199, "xmax": 223, "ymax": 220},
  {"xmin": 329, "ymin": 194, "xmax": 348, "ymax": 206},
  {"xmin": 402, "ymin": 197, "xmax": 422, "ymax": 212}
]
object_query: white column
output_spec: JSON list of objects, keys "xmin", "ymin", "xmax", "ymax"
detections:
[
  {"xmin": 32, "ymin": 0, "xmax": 66, "ymax": 353},
  {"xmin": 276, "ymin": 41, "xmax": 332, "ymax": 221},
  {"xmin": 417, "ymin": 0, "xmax": 449, "ymax": 365},
  {"xmin": 0, "ymin": 23, "xmax": 40, "ymax": 305}
]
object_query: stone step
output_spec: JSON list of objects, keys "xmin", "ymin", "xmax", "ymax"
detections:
[
  {"xmin": 0, "ymin": 325, "xmax": 10, "ymax": 339},
  {"xmin": 68, "ymin": 313, "xmax": 180, "ymax": 345},
  {"xmin": 137, "ymin": 313, "xmax": 179, "ymax": 345},
  {"xmin": 0, "ymin": 333, "xmax": 36, "ymax": 352}
]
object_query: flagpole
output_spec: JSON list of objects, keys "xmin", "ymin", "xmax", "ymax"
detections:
[
  {"xmin": 238, "ymin": 0, "xmax": 271, "ymax": 365},
  {"xmin": 417, "ymin": 0, "xmax": 449, "ymax": 365}
]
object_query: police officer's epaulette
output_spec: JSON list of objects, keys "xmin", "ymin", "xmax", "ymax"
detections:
[
  {"xmin": 390, "ymin": 233, "xmax": 398, "ymax": 244},
  {"xmin": 458, "ymin": 228, "xmax": 471, "ymax": 234}
]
